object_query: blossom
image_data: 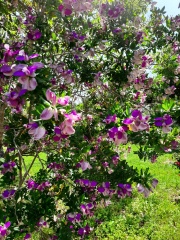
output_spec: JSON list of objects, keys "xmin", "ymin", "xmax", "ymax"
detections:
[
  {"xmin": 53, "ymin": 126, "xmax": 68, "ymax": 141},
  {"xmin": 164, "ymin": 85, "xmax": 176, "ymax": 95},
  {"xmin": 0, "ymin": 222, "xmax": 11, "ymax": 238},
  {"xmin": 27, "ymin": 29, "xmax": 42, "ymax": 40},
  {"xmin": 137, "ymin": 183, "xmax": 151, "ymax": 197},
  {"xmin": 151, "ymin": 178, "xmax": 158, "ymax": 188},
  {"xmin": 2, "ymin": 189, "xmax": 16, "ymax": 199},
  {"xmin": 77, "ymin": 161, "xmax": 92, "ymax": 171},
  {"xmin": 26, "ymin": 179, "xmax": 38, "ymax": 189},
  {"xmin": 16, "ymin": 50, "xmax": 39, "ymax": 62},
  {"xmin": 78, "ymin": 224, "xmax": 93, "ymax": 236},
  {"xmin": 48, "ymin": 162, "xmax": 64, "ymax": 172},
  {"xmin": 0, "ymin": 161, "xmax": 16, "ymax": 174},
  {"xmin": 67, "ymin": 213, "xmax": 81, "ymax": 224},
  {"xmin": 108, "ymin": 4, "xmax": 124, "ymax": 18},
  {"xmin": 13, "ymin": 62, "xmax": 44, "ymax": 91},
  {"xmin": 80, "ymin": 203, "xmax": 94, "ymax": 216},
  {"xmin": 56, "ymin": 110, "xmax": 81, "ymax": 136},
  {"xmin": 97, "ymin": 182, "xmax": 114, "ymax": 197},
  {"xmin": 75, "ymin": 179, "xmax": 97, "ymax": 192},
  {"xmin": 26, "ymin": 122, "xmax": 46, "ymax": 140},
  {"xmin": 5, "ymin": 88, "xmax": 26, "ymax": 113},
  {"xmin": 154, "ymin": 114, "xmax": 173, "ymax": 133},
  {"xmin": 26, "ymin": 179, "xmax": 51, "ymax": 191},
  {"xmin": 112, "ymin": 155, "xmax": 119, "ymax": 165},
  {"xmin": 58, "ymin": 4, "xmax": 72, "ymax": 16},
  {"xmin": 2, "ymin": 44, "xmax": 18, "ymax": 63},
  {"xmin": 103, "ymin": 114, "xmax": 117, "ymax": 124},
  {"xmin": 108, "ymin": 126, "xmax": 128, "ymax": 145},
  {"xmin": 40, "ymin": 89, "xmax": 69, "ymax": 121},
  {"xmin": 37, "ymin": 218, "xmax": 48, "ymax": 228},
  {"xmin": 123, "ymin": 109, "xmax": 149, "ymax": 132},
  {"xmin": 24, "ymin": 233, "xmax": 31, "ymax": 239},
  {"xmin": 117, "ymin": 183, "xmax": 132, "ymax": 198}
]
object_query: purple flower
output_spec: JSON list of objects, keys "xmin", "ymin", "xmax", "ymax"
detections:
[
  {"xmin": 1, "ymin": 161, "xmax": 16, "ymax": 174},
  {"xmin": 97, "ymin": 182, "xmax": 114, "ymax": 196},
  {"xmin": 67, "ymin": 213, "xmax": 81, "ymax": 224},
  {"xmin": 27, "ymin": 29, "xmax": 42, "ymax": 40},
  {"xmin": 77, "ymin": 161, "xmax": 92, "ymax": 171},
  {"xmin": 24, "ymin": 233, "xmax": 31, "ymax": 239},
  {"xmin": 25, "ymin": 122, "xmax": 46, "ymax": 140},
  {"xmin": 2, "ymin": 189, "xmax": 16, "ymax": 199},
  {"xmin": 58, "ymin": 4, "xmax": 72, "ymax": 16},
  {"xmin": 108, "ymin": 126, "xmax": 128, "ymax": 145},
  {"xmin": 37, "ymin": 218, "xmax": 48, "ymax": 227},
  {"xmin": 123, "ymin": 109, "xmax": 149, "ymax": 132},
  {"xmin": 0, "ymin": 221, "xmax": 11, "ymax": 238},
  {"xmin": 108, "ymin": 4, "xmax": 124, "ymax": 18},
  {"xmin": 112, "ymin": 155, "xmax": 119, "ymax": 165},
  {"xmin": 103, "ymin": 114, "xmax": 117, "ymax": 124},
  {"xmin": 26, "ymin": 179, "xmax": 38, "ymax": 189},
  {"xmin": 154, "ymin": 114, "xmax": 173, "ymax": 133},
  {"xmin": 137, "ymin": 184, "xmax": 151, "ymax": 197},
  {"xmin": 117, "ymin": 183, "xmax": 132, "ymax": 198},
  {"xmin": 151, "ymin": 179, "xmax": 158, "ymax": 188},
  {"xmin": 76, "ymin": 179, "xmax": 97, "ymax": 192},
  {"xmin": 78, "ymin": 224, "xmax": 92, "ymax": 236},
  {"xmin": 48, "ymin": 162, "xmax": 64, "ymax": 171}
]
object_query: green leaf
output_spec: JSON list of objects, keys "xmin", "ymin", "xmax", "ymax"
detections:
[{"xmin": 52, "ymin": 32, "xmax": 57, "ymax": 40}]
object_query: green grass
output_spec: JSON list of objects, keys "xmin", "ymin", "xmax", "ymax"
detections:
[
  {"xmin": 22, "ymin": 152, "xmax": 47, "ymax": 175},
  {"xmin": 93, "ymin": 149, "xmax": 180, "ymax": 240}
]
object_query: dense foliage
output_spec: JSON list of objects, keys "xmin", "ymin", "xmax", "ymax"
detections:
[{"xmin": 0, "ymin": 0, "xmax": 180, "ymax": 239}]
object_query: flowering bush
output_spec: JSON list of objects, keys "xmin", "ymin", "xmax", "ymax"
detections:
[{"xmin": 0, "ymin": 0, "xmax": 180, "ymax": 239}]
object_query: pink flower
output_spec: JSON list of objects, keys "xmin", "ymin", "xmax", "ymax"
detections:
[
  {"xmin": 60, "ymin": 119, "xmax": 75, "ymax": 135},
  {"xmin": 41, "ymin": 89, "xmax": 70, "ymax": 121},
  {"xmin": 40, "ymin": 107, "xmax": 58, "ymax": 121},
  {"xmin": 165, "ymin": 85, "xmax": 176, "ymax": 95},
  {"xmin": 26, "ymin": 122, "xmax": 46, "ymax": 140},
  {"xmin": 0, "ymin": 221, "xmax": 11, "ymax": 238},
  {"xmin": 103, "ymin": 114, "xmax": 117, "ymax": 124},
  {"xmin": 123, "ymin": 110, "xmax": 149, "ymax": 132},
  {"xmin": 18, "ymin": 76, "xmax": 37, "ymax": 91},
  {"xmin": 108, "ymin": 126, "xmax": 128, "ymax": 145},
  {"xmin": 79, "ymin": 161, "xmax": 92, "ymax": 171},
  {"xmin": 64, "ymin": 110, "xmax": 81, "ymax": 121},
  {"xmin": 13, "ymin": 63, "xmax": 43, "ymax": 91},
  {"xmin": 58, "ymin": 4, "xmax": 72, "ymax": 16},
  {"xmin": 57, "ymin": 96, "xmax": 70, "ymax": 106},
  {"xmin": 137, "ymin": 184, "xmax": 150, "ymax": 197}
]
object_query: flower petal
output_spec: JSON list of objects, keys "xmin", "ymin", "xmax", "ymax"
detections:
[{"xmin": 40, "ymin": 108, "xmax": 54, "ymax": 120}]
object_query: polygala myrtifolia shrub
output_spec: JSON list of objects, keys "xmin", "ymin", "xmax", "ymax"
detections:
[{"xmin": 0, "ymin": 0, "xmax": 180, "ymax": 239}]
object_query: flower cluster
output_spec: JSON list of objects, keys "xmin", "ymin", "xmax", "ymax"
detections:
[
  {"xmin": 58, "ymin": 0, "xmax": 92, "ymax": 16},
  {"xmin": 75, "ymin": 179, "xmax": 97, "ymax": 193},
  {"xmin": 26, "ymin": 179, "xmax": 51, "ymax": 191},
  {"xmin": 48, "ymin": 162, "xmax": 64, "ymax": 172}
]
